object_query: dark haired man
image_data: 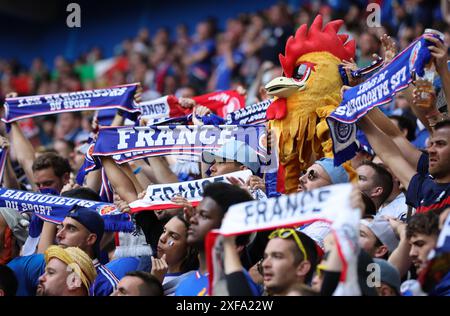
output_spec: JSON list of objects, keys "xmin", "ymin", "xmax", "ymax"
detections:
[
  {"xmin": 262, "ymin": 228, "xmax": 319, "ymax": 296},
  {"xmin": 32, "ymin": 152, "xmax": 71, "ymax": 193},
  {"xmin": 359, "ymin": 111, "xmax": 450, "ymax": 214},
  {"xmin": 8, "ymin": 206, "xmax": 120, "ymax": 296},
  {"xmin": 356, "ymin": 161, "xmax": 393, "ymax": 211}
]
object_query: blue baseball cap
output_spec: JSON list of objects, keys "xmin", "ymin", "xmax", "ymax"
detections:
[
  {"xmin": 315, "ymin": 158, "xmax": 349, "ymax": 184},
  {"xmin": 202, "ymin": 140, "xmax": 261, "ymax": 174},
  {"xmin": 66, "ymin": 206, "xmax": 104, "ymax": 257}
]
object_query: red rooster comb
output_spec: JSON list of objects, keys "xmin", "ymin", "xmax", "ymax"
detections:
[{"xmin": 279, "ymin": 15, "xmax": 356, "ymax": 78}]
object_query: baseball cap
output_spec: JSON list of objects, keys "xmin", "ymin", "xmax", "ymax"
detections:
[
  {"xmin": 361, "ymin": 218, "xmax": 399, "ymax": 253},
  {"xmin": 66, "ymin": 206, "xmax": 104, "ymax": 257},
  {"xmin": 0, "ymin": 207, "xmax": 29, "ymax": 246},
  {"xmin": 202, "ymin": 140, "xmax": 261, "ymax": 174},
  {"xmin": 315, "ymin": 158, "xmax": 349, "ymax": 184},
  {"xmin": 373, "ymin": 258, "xmax": 401, "ymax": 294},
  {"xmin": 357, "ymin": 250, "xmax": 379, "ymax": 296}
]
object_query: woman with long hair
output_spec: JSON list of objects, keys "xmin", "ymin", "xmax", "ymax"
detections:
[{"xmin": 151, "ymin": 214, "xmax": 199, "ymax": 295}]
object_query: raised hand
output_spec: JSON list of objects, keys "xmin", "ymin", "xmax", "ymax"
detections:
[
  {"xmin": 170, "ymin": 195, "xmax": 195, "ymax": 221},
  {"xmin": 151, "ymin": 254, "xmax": 168, "ymax": 283},
  {"xmin": 425, "ymin": 35, "xmax": 449, "ymax": 75},
  {"xmin": 178, "ymin": 97, "xmax": 196, "ymax": 109},
  {"xmin": 380, "ymin": 34, "xmax": 397, "ymax": 63},
  {"xmin": 247, "ymin": 175, "xmax": 266, "ymax": 191}
]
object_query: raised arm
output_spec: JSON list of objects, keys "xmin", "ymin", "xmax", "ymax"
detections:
[
  {"xmin": 9, "ymin": 122, "xmax": 37, "ymax": 191},
  {"xmin": 147, "ymin": 156, "xmax": 179, "ymax": 184},
  {"xmin": 100, "ymin": 156, "xmax": 138, "ymax": 203},
  {"xmin": 357, "ymin": 112, "xmax": 416, "ymax": 190},
  {"xmin": 368, "ymin": 106, "xmax": 422, "ymax": 167},
  {"xmin": 425, "ymin": 34, "xmax": 450, "ymax": 113},
  {"xmin": 387, "ymin": 217, "xmax": 412, "ymax": 278},
  {"xmin": 0, "ymin": 136, "xmax": 20, "ymax": 189}
]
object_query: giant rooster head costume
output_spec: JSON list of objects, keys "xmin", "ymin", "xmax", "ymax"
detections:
[{"xmin": 265, "ymin": 15, "xmax": 356, "ymax": 193}]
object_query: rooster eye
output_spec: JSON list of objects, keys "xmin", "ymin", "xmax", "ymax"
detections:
[{"xmin": 293, "ymin": 63, "xmax": 311, "ymax": 81}]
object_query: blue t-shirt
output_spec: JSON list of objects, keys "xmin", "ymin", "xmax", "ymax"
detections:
[
  {"xmin": 104, "ymin": 256, "xmax": 141, "ymax": 281},
  {"xmin": 7, "ymin": 254, "xmax": 45, "ymax": 296},
  {"xmin": 90, "ymin": 259, "xmax": 120, "ymax": 296},
  {"xmin": 174, "ymin": 270, "xmax": 261, "ymax": 296},
  {"xmin": 406, "ymin": 153, "xmax": 450, "ymax": 213}
]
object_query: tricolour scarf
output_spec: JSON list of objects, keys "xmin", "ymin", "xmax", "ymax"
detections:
[
  {"xmin": 129, "ymin": 170, "xmax": 253, "ymax": 212},
  {"xmin": 327, "ymin": 35, "xmax": 433, "ymax": 165}
]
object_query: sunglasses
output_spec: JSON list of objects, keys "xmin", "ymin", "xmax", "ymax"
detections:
[
  {"xmin": 300, "ymin": 169, "xmax": 322, "ymax": 182},
  {"xmin": 315, "ymin": 264, "xmax": 327, "ymax": 279},
  {"xmin": 268, "ymin": 228, "xmax": 308, "ymax": 261}
]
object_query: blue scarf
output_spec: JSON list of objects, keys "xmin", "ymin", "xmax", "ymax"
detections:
[
  {"xmin": 327, "ymin": 35, "xmax": 432, "ymax": 165},
  {"xmin": 3, "ymin": 83, "xmax": 141, "ymax": 124},
  {"xmin": 91, "ymin": 124, "xmax": 267, "ymax": 164},
  {"xmin": 225, "ymin": 99, "xmax": 271, "ymax": 125},
  {"xmin": 0, "ymin": 188, "xmax": 133, "ymax": 232},
  {"xmin": 148, "ymin": 99, "xmax": 272, "ymax": 126}
]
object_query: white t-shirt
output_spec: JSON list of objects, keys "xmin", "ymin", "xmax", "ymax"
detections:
[{"xmin": 377, "ymin": 192, "xmax": 408, "ymax": 221}]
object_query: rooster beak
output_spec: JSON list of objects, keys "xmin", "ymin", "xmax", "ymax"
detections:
[{"xmin": 264, "ymin": 76, "xmax": 306, "ymax": 98}]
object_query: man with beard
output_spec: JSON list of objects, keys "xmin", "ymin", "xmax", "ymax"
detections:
[
  {"xmin": 359, "ymin": 114, "xmax": 450, "ymax": 214},
  {"xmin": 387, "ymin": 211, "xmax": 440, "ymax": 281},
  {"xmin": 36, "ymin": 245, "xmax": 96, "ymax": 296}
]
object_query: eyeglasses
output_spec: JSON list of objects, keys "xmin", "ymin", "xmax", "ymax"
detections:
[{"xmin": 268, "ymin": 228, "xmax": 308, "ymax": 261}]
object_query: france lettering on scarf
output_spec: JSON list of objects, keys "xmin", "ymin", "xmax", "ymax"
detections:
[
  {"xmin": 207, "ymin": 183, "xmax": 361, "ymax": 295},
  {"xmin": 219, "ymin": 183, "xmax": 357, "ymax": 235},
  {"xmin": 2, "ymin": 83, "xmax": 141, "ymax": 124},
  {"xmin": 139, "ymin": 96, "xmax": 171, "ymax": 122},
  {"xmin": 0, "ymin": 147, "xmax": 8, "ymax": 183},
  {"xmin": 129, "ymin": 170, "xmax": 253, "ymax": 212},
  {"xmin": 92, "ymin": 124, "xmax": 268, "ymax": 164},
  {"xmin": 225, "ymin": 99, "xmax": 272, "ymax": 125},
  {"xmin": 0, "ymin": 188, "xmax": 133, "ymax": 232},
  {"xmin": 327, "ymin": 36, "xmax": 432, "ymax": 166}
]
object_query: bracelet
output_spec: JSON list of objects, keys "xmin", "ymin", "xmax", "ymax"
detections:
[{"xmin": 133, "ymin": 166, "xmax": 142, "ymax": 174}]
